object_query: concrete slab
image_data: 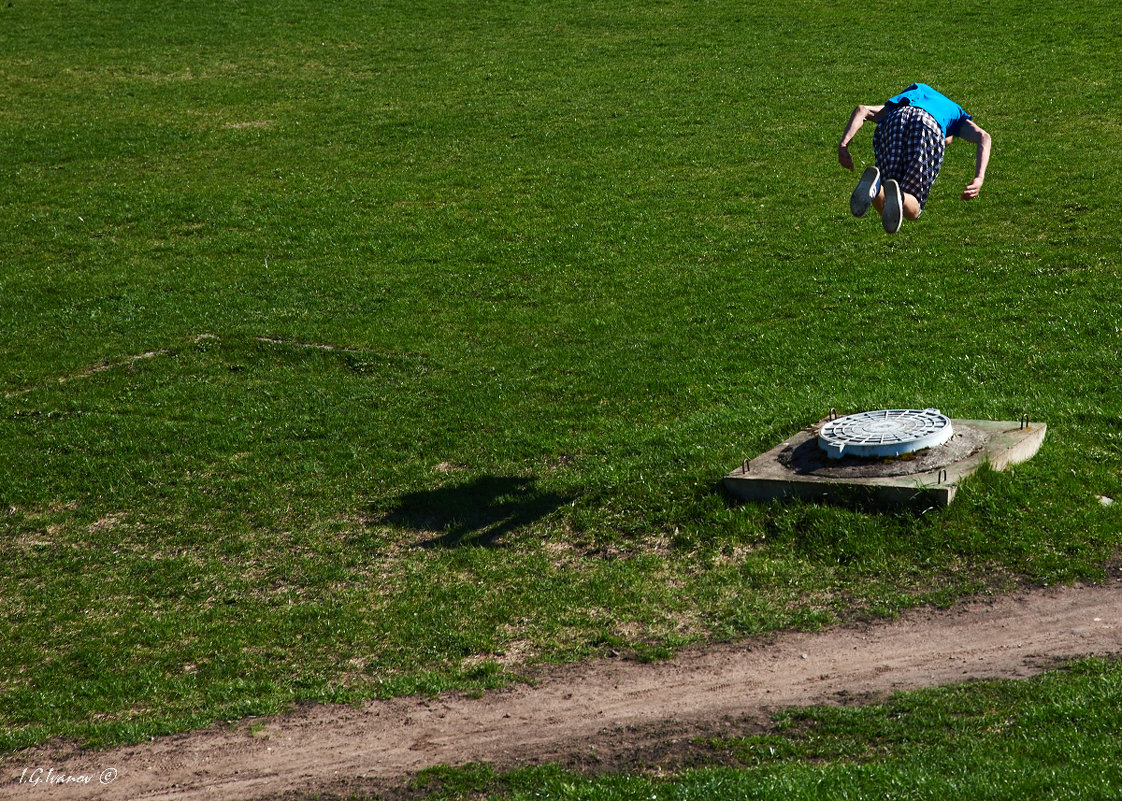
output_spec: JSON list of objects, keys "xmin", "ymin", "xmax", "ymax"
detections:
[{"xmin": 723, "ymin": 418, "xmax": 1047, "ymax": 509}]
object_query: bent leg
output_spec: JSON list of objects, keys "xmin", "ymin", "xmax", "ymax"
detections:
[
  {"xmin": 877, "ymin": 188, "xmax": 921, "ymax": 220},
  {"xmin": 902, "ymin": 192, "xmax": 921, "ymax": 220},
  {"xmin": 872, "ymin": 186, "xmax": 886, "ymax": 213}
]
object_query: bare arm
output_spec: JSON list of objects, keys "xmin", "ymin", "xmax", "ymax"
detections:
[
  {"xmin": 956, "ymin": 119, "xmax": 991, "ymax": 200},
  {"xmin": 837, "ymin": 104, "xmax": 884, "ymax": 170}
]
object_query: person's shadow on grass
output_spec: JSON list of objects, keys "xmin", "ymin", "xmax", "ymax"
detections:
[{"xmin": 380, "ymin": 475, "xmax": 570, "ymax": 548}]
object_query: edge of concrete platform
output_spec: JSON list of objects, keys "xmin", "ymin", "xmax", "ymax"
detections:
[{"xmin": 723, "ymin": 419, "xmax": 1047, "ymax": 509}]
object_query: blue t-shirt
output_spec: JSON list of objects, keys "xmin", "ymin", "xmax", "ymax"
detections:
[{"xmin": 886, "ymin": 83, "xmax": 972, "ymax": 137}]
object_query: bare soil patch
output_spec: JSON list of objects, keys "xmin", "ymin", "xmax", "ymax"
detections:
[{"xmin": 4, "ymin": 581, "xmax": 1121, "ymax": 801}]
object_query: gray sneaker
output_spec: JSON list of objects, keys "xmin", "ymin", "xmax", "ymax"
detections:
[
  {"xmin": 882, "ymin": 179, "xmax": 903, "ymax": 234},
  {"xmin": 850, "ymin": 166, "xmax": 880, "ymax": 217}
]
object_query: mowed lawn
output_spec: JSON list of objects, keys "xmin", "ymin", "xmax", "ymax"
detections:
[{"xmin": 1, "ymin": 0, "xmax": 1121, "ymax": 793}]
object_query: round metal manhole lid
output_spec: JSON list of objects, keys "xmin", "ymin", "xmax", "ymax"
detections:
[{"xmin": 818, "ymin": 409, "xmax": 954, "ymax": 460}]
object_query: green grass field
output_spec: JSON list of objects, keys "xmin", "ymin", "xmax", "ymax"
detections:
[{"xmin": 2, "ymin": 0, "xmax": 1121, "ymax": 795}]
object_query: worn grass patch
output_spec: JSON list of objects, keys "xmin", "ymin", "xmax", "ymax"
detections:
[{"xmin": 406, "ymin": 658, "xmax": 1122, "ymax": 800}]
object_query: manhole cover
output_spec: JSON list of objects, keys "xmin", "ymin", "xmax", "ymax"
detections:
[{"xmin": 818, "ymin": 409, "xmax": 954, "ymax": 459}]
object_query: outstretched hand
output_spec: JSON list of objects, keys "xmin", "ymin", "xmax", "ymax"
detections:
[
  {"xmin": 838, "ymin": 144, "xmax": 854, "ymax": 171},
  {"xmin": 961, "ymin": 178, "xmax": 983, "ymax": 200}
]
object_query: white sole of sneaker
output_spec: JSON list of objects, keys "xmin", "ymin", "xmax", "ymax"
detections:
[
  {"xmin": 882, "ymin": 179, "xmax": 903, "ymax": 234},
  {"xmin": 850, "ymin": 166, "xmax": 880, "ymax": 218}
]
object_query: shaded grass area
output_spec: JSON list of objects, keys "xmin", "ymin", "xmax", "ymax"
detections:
[
  {"xmin": 2, "ymin": 0, "xmax": 1121, "ymax": 752},
  {"xmin": 407, "ymin": 658, "xmax": 1122, "ymax": 800}
]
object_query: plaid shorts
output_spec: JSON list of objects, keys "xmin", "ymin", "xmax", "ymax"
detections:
[{"xmin": 873, "ymin": 105, "xmax": 946, "ymax": 212}]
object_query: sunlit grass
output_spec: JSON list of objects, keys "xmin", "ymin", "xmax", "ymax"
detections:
[{"xmin": 2, "ymin": 0, "xmax": 1121, "ymax": 755}]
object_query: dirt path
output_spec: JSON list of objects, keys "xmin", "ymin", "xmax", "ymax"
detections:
[{"xmin": 5, "ymin": 582, "xmax": 1121, "ymax": 800}]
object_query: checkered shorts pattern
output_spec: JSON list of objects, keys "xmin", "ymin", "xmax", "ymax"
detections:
[{"xmin": 873, "ymin": 105, "xmax": 946, "ymax": 212}]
